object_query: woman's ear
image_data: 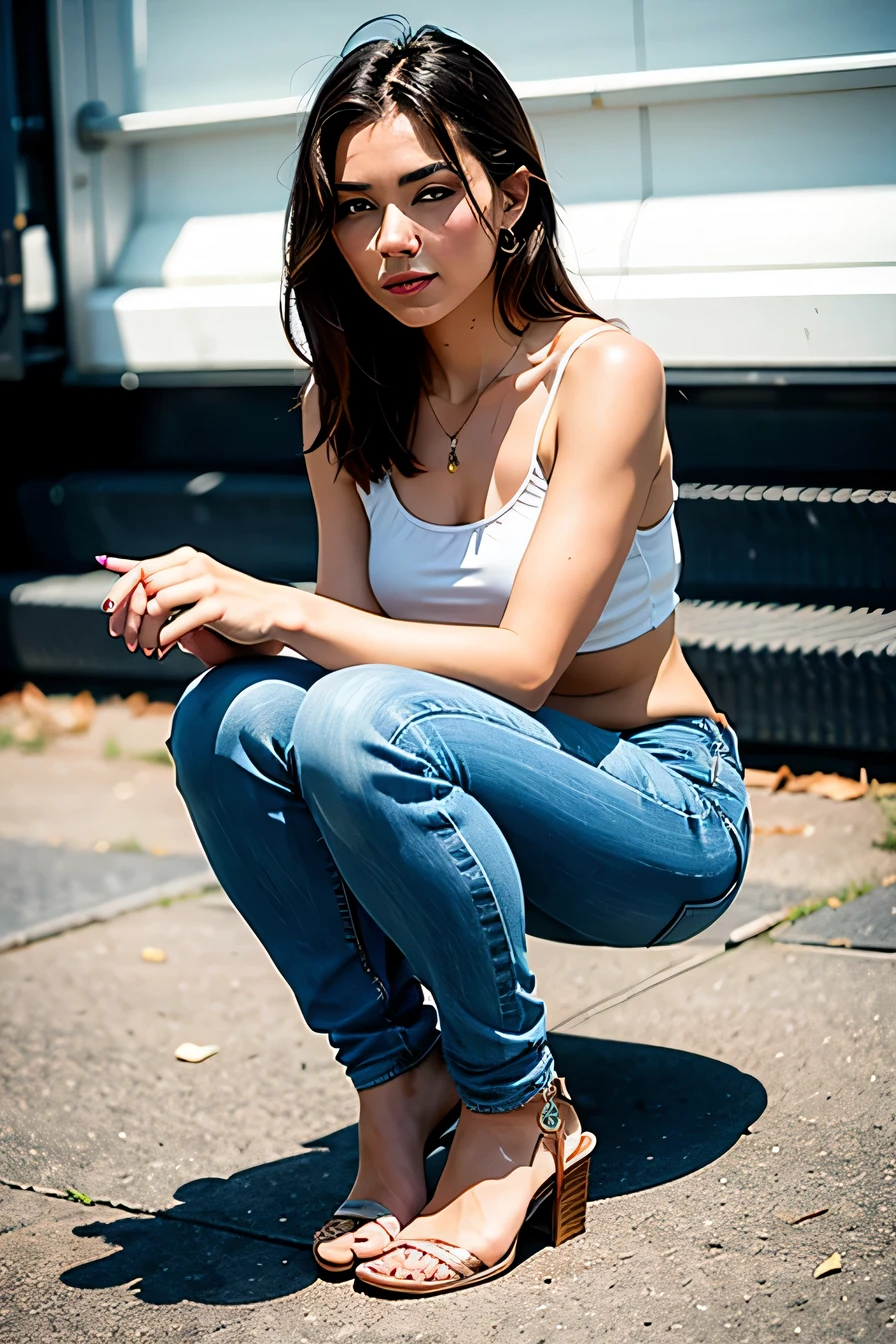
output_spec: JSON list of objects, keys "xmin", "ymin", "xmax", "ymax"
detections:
[{"xmin": 499, "ymin": 166, "xmax": 531, "ymax": 232}]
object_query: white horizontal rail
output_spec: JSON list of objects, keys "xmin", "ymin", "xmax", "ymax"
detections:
[{"xmin": 78, "ymin": 50, "xmax": 896, "ymax": 147}]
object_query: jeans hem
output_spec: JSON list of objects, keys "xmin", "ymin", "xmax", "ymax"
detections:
[
  {"xmin": 453, "ymin": 1050, "xmax": 556, "ymax": 1114},
  {"xmin": 351, "ymin": 1031, "xmax": 442, "ymax": 1093}
]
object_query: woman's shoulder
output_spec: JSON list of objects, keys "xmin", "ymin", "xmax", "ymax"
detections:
[
  {"xmin": 527, "ymin": 315, "xmax": 652, "ymax": 374},
  {"xmin": 528, "ymin": 316, "xmax": 662, "ymax": 399}
]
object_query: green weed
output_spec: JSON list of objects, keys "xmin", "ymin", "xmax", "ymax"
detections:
[
  {"xmin": 786, "ymin": 879, "xmax": 875, "ymax": 924},
  {"xmin": 103, "ymin": 736, "xmax": 121, "ymax": 759},
  {"xmin": 65, "ymin": 1188, "xmax": 93, "ymax": 1205},
  {"xmin": 136, "ymin": 748, "xmax": 172, "ymax": 766}
]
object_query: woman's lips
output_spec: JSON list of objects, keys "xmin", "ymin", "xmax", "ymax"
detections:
[{"xmin": 382, "ymin": 273, "xmax": 437, "ymax": 296}]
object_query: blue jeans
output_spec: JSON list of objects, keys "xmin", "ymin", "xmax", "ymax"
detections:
[{"xmin": 168, "ymin": 657, "xmax": 751, "ymax": 1113}]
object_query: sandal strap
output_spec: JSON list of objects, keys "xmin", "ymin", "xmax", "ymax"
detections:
[
  {"xmin": 314, "ymin": 1200, "xmax": 398, "ymax": 1245},
  {"xmin": 389, "ymin": 1238, "xmax": 482, "ymax": 1279},
  {"xmin": 332, "ymin": 1199, "xmax": 394, "ymax": 1222}
]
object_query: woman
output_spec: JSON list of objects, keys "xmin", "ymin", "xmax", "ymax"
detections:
[{"xmin": 98, "ymin": 19, "xmax": 752, "ymax": 1295}]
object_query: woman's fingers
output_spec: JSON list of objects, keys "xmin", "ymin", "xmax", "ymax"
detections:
[
  {"xmin": 101, "ymin": 548, "xmax": 200, "ymax": 613},
  {"xmin": 137, "ymin": 579, "xmax": 213, "ymax": 653},
  {"xmin": 158, "ymin": 599, "xmax": 224, "ymax": 648},
  {"xmin": 102, "ymin": 564, "xmax": 146, "ymax": 617},
  {"xmin": 121, "ymin": 581, "xmax": 148, "ymax": 650},
  {"xmin": 99, "ymin": 556, "xmax": 142, "ymax": 574}
]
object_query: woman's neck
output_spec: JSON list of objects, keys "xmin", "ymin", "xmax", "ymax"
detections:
[{"xmin": 422, "ymin": 275, "xmax": 525, "ymax": 405}]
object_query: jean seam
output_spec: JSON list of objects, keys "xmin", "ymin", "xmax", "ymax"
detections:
[
  {"xmin": 392, "ymin": 705, "xmax": 714, "ymax": 822},
  {"xmin": 388, "ymin": 705, "xmax": 552, "ymax": 752},
  {"xmin": 432, "ymin": 806, "xmax": 522, "ymax": 1028}
]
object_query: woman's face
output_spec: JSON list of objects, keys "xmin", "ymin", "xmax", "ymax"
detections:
[{"xmin": 330, "ymin": 110, "xmax": 527, "ymax": 327}]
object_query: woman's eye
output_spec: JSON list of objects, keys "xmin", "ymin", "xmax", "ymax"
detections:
[
  {"xmin": 414, "ymin": 185, "xmax": 454, "ymax": 204},
  {"xmin": 336, "ymin": 198, "xmax": 373, "ymax": 219}
]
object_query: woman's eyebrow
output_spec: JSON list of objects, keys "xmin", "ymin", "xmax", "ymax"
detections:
[
  {"xmin": 398, "ymin": 161, "xmax": 452, "ymax": 186},
  {"xmin": 334, "ymin": 161, "xmax": 453, "ymax": 192}
]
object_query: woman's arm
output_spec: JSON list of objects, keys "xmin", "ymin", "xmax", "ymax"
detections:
[{"xmin": 268, "ymin": 334, "xmax": 666, "ymax": 709}]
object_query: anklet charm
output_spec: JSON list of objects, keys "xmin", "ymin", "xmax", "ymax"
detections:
[{"xmin": 538, "ymin": 1080, "xmax": 562, "ymax": 1135}]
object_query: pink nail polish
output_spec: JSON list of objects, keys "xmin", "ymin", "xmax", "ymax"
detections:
[
  {"xmin": 95, "ymin": 555, "xmax": 108, "ymax": 567},
  {"xmin": 102, "ymin": 598, "xmax": 114, "ymax": 612}
]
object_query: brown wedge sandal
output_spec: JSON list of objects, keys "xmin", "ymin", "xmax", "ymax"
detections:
[
  {"xmin": 312, "ymin": 1100, "xmax": 462, "ymax": 1275},
  {"xmin": 353, "ymin": 1078, "xmax": 596, "ymax": 1295}
]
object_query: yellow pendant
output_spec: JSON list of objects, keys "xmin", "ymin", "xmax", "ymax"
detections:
[{"xmin": 447, "ymin": 437, "xmax": 459, "ymax": 473}]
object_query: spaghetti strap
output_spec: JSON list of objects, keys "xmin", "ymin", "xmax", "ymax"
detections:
[{"xmin": 529, "ymin": 325, "xmax": 620, "ymax": 475}]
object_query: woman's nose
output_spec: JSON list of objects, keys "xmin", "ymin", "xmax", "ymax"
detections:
[{"xmin": 377, "ymin": 202, "xmax": 420, "ymax": 256}]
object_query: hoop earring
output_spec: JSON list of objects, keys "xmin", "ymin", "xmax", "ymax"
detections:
[{"xmin": 499, "ymin": 227, "xmax": 522, "ymax": 255}]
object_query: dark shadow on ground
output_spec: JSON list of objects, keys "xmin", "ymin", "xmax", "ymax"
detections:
[
  {"xmin": 61, "ymin": 1034, "xmax": 765, "ymax": 1305},
  {"xmin": 548, "ymin": 1032, "xmax": 767, "ymax": 1201}
]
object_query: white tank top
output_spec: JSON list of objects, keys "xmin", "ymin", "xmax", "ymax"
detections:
[{"xmin": 355, "ymin": 327, "xmax": 681, "ymax": 654}]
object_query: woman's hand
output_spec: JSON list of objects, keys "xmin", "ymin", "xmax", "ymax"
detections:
[{"xmin": 100, "ymin": 548, "xmax": 298, "ymax": 658}]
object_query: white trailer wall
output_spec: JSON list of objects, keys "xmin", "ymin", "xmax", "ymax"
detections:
[{"xmin": 48, "ymin": 1, "xmax": 896, "ymax": 373}]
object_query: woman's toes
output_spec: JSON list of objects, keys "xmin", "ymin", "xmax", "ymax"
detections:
[
  {"xmin": 316, "ymin": 1233, "xmax": 356, "ymax": 1268},
  {"xmin": 352, "ymin": 1217, "xmax": 399, "ymax": 1260}
]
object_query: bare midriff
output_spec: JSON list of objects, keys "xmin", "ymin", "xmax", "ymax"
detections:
[{"xmin": 545, "ymin": 615, "xmax": 726, "ymax": 733}]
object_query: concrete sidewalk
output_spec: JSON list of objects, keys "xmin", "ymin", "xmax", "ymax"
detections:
[{"xmin": 1, "ymin": 892, "xmax": 893, "ymax": 1343}]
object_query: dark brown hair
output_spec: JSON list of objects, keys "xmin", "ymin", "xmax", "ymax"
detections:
[{"xmin": 282, "ymin": 20, "xmax": 611, "ymax": 489}]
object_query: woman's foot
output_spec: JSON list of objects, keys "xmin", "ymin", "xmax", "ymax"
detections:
[
  {"xmin": 314, "ymin": 1045, "xmax": 459, "ymax": 1269},
  {"xmin": 356, "ymin": 1093, "xmax": 582, "ymax": 1285}
]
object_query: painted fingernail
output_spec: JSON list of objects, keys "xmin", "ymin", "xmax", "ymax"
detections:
[
  {"xmin": 95, "ymin": 554, "xmax": 108, "ymax": 567},
  {"xmin": 102, "ymin": 598, "xmax": 114, "ymax": 612}
]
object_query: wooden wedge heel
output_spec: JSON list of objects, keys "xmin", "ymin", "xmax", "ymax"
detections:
[{"xmin": 354, "ymin": 1078, "xmax": 596, "ymax": 1295}]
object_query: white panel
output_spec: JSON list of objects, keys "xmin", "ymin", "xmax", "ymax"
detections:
[
  {"xmin": 160, "ymin": 212, "xmax": 283, "ymax": 285},
  {"xmin": 650, "ymin": 87, "xmax": 896, "ymax": 197},
  {"xmin": 532, "ymin": 108, "xmax": 645, "ymax": 205},
  {"xmin": 557, "ymin": 200, "xmax": 643, "ymax": 275},
  {"xmin": 21, "ymin": 226, "xmax": 58, "ymax": 313},
  {"xmin": 143, "ymin": 0, "xmax": 636, "ymax": 110},
  {"xmin": 113, "ymin": 216, "xmax": 184, "ymax": 286},
  {"xmin": 643, "ymin": 0, "xmax": 896, "ymax": 69},
  {"xmin": 623, "ymin": 186, "xmax": 896, "ymax": 272},
  {"xmin": 580, "ymin": 272, "xmax": 896, "ymax": 366},
  {"xmin": 140, "ymin": 127, "xmax": 294, "ymax": 218},
  {"xmin": 105, "ymin": 283, "xmax": 304, "ymax": 370}
]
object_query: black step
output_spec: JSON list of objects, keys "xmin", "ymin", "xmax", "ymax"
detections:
[
  {"xmin": 676, "ymin": 484, "xmax": 896, "ymax": 606},
  {"xmin": 677, "ymin": 599, "xmax": 896, "ymax": 752},
  {"xmin": 17, "ymin": 472, "xmax": 318, "ymax": 580}
]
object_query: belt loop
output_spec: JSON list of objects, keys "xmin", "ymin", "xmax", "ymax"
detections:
[{"xmin": 710, "ymin": 740, "xmax": 722, "ymax": 784}]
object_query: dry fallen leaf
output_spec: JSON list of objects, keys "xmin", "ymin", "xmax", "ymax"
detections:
[
  {"xmin": 175, "ymin": 1042, "xmax": 219, "ymax": 1064},
  {"xmin": 826, "ymin": 936, "xmax": 852, "ymax": 949},
  {"xmin": 124, "ymin": 691, "xmax": 149, "ymax": 717},
  {"xmin": 813, "ymin": 1252, "xmax": 842, "ymax": 1279},
  {"xmin": 827, "ymin": 896, "xmax": 842, "ymax": 909},
  {"xmin": 881, "ymin": 874, "xmax": 896, "ymax": 888},
  {"xmin": 141, "ymin": 947, "xmax": 167, "ymax": 963},
  {"xmin": 143, "ymin": 701, "xmax": 177, "ymax": 717},
  {"xmin": 782, "ymin": 771, "xmax": 867, "ymax": 801},
  {"xmin": 14, "ymin": 683, "xmax": 95, "ymax": 736},
  {"xmin": 50, "ymin": 689, "xmax": 96, "ymax": 733},
  {"xmin": 744, "ymin": 766, "xmax": 793, "ymax": 792}
]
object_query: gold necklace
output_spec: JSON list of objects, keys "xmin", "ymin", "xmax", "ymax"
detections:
[{"xmin": 426, "ymin": 335, "xmax": 525, "ymax": 472}]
